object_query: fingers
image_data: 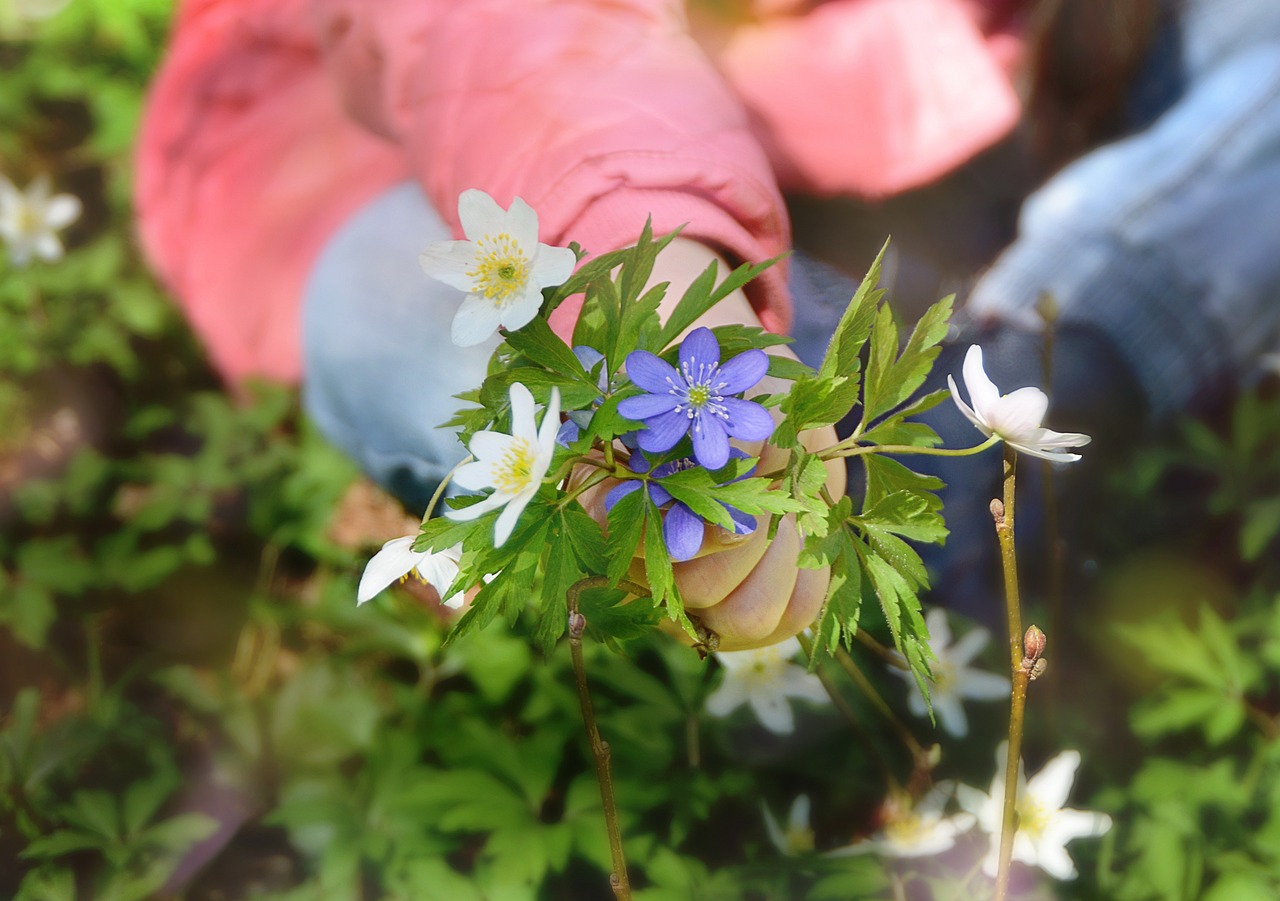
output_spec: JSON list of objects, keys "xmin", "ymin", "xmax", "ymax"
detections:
[
  {"xmin": 721, "ymin": 563, "xmax": 829, "ymax": 652},
  {"xmin": 696, "ymin": 514, "xmax": 801, "ymax": 642},
  {"xmin": 629, "ymin": 515, "xmax": 771, "ymax": 608}
]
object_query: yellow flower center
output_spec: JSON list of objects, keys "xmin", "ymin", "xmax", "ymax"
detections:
[
  {"xmin": 1017, "ymin": 798, "xmax": 1049, "ymax": 838},
  {"xmin": 17, "ymin": 202, "xmax": 43, "ymax": 236},
  {"xmin": 469, "ymin": 232, "xmax": 530, "ymax": 305},
  {"xmin": 492, "ymin": 438, "xmax": 536, "ymax": 494},
  {"xmin": 884, "ymin": 811, "xmax": 924, "ymax": 844},
  {"xmin": 686, "ymin": 384, "xmax": 711, "ymax": 407},
  {"xmin": 786, "ymin": 825, "xmax": 815, "ymax": 855}
]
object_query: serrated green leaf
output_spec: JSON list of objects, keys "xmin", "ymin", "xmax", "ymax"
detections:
[
  {"xmin": 605, "ymin": 488, "xmax": 645, "ymax": 588},
  {"xmin": 819, "ymin": 240, "xmax": 887, "ymax": 381}
]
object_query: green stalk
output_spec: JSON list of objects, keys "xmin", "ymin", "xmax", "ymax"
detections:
[
  {"xmin": 818, "ymin": 434, "xmax": 1000, "ymax": 463},
  {"xmin": 994, "ymin": 447, "xmax": 1025, "ymax": 901},
  {"xmin": 567, "ymin": 577, "xmax": 647, "ymax": 900}
]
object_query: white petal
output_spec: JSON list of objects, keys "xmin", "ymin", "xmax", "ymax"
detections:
[
  {"xmin": 961, "ymin": 345, "xmax": 1001, "ymax": 417},
  {"xmin": 508, "ymin": 382, "xmax": 537, "ymax": 441},
  {"xmin": 44, "ymin": 194, "xmax": 81, "ymax": 229},
  {"xmin": 452, "ymin": 452, "xmax": 501, "ymax": 490},
  {"xmin": 0, "ymin": 176, "xmax": 20, "ymax": 210},
  {"xmin": 497, "ymin": 288, "xmax": 544, "ymax": 333},
  {"xmin": 420, "ymin": 239, "xmax": 480, "ymax": 290},
  {"xmin": 926, "ymin": 608, "xmax": 953, "ymax": 649},
  {"xmin": 1005, "ymin": 441, "xmax": 1083, "ymax": 463},
  {"xmin": 535, "ymin": 386, "xmax": 562, "ymax": 457},
  {"xmin": 416, "ymin": 544, "xmax": 462, "ymax": 593},
  {"xmin": 1046, "ymin": 808, "xmax": 1112, "ymax": 844},
  {"xmin": 934, "ymin": 695, "xmax": 969, "ymax": 738},
  {"xmin": 1022, "ymin": 426, "xmax": 1092, "ymax": 449},
  {"xmin": 705, "ymin": 677, "xmax": 748, "ymax": 717},
  {"xmin": 946, "ymin": 626, "xmax": 988, "ymax": 665},
  {"xmin": 451, "ymin": 293, "xmax": 505, "ymax": 347},
  {"xmin": 948, "ymin": 374, "xmax": 990, "ymax": 434},
  {"xmin": 781, "ymin": 669, "xmax": 830, "ymax": 705},
  {"xmin": 1033, "ymin": 839, "xmax": 1078, "ymax": 880},
  {"xmin": 788, "ymin": 795, "xmax": 812, "ymax": 833},
  {"xmin": 466, "ymin": 430, "xmax": 519, "ymax": 467},
  {"xmin": 990, "ymin": 386, "xmax": 1049, "ymax": 438},
  {"xmin": 532, "ymin": 244, "xmax": 577, "ymax": 289},
  {"xmin": 1028, "ymin": 750, "xmax": 1081, "ymax": 811},
  {"xmin": 503, "ymin": 195, "xmax": 540, "ymax": 246},
  {"xmin": 956, "ymin": 669, "xmax": 1011, "ymax": 701},
  {"xmin": 457, "ymin": 188, "xmax": 504, "ymax": 241},
  {"xmin": 26, "ymin": 174, "xmax": 51, "ymax": 204},
  {"xmin": 750, "ymin": 691, "xmax": 797, "ymax": 734},
  {"xmin": 445, "ymin": 491, "xmax": 508, "ymax": 522},
  {"xmin": 493, "ymin": 488, "xmax": 535, "ymax": 546},
  {"xmin": 762, "ymin": 802, "xmax": 788, "ymax": 854},
  {"xmin": 34, "ymin": 233, "xmax": 64, "ymax": 262},
  {"xmin": 357, "ymin": 536, "xmax": 421, "ymax": 604}
]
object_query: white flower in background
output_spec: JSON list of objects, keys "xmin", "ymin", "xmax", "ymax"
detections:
[
  {"xmin": 704, "ymin": 637, "xmax": 828, "ymax": 734},
  {"xmin": 357, "ymin": 538, "xmax": 465, "ymax": 608},
  {"xmin": 958, "ymin": 743, "xmax": 1112, "ymax": 880},
  {"xmin": 948, "ymin": 345, "xmax": 1091, "ymax": 462},
  {"xmin": 829, "ymin": 785, "xmax": 974, "ymax": 859},
  {"xmin": 448, "ymin": 382, "xmax": 560, "ymax": 547},
  {"xmin": 893, "ymin": 608, "xmax": 1009, "ymax": 738},
  {"xmin": 0, "ymin": 174, "xmax": 81, "ymax": 267},
  {"xmin": 763, "ymin": 794, "xmax": 815, "ymax": 856},
  {"xmin": 419, "ymin": 189, "xmax": 577, "ymax": 347}
]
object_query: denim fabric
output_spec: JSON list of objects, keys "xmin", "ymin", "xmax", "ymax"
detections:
[
  {"xmin": 301, "ymin": 182, "xmax": 500, "ymax": 511},
  {"xmin": 966, "ymin": 9, "xmax": 1280, "ymax": 417}
]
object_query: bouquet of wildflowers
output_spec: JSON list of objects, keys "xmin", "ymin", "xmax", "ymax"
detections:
[{"xmin": 355, "ymin": 188, "xmax": 1104, "ymax": 899}]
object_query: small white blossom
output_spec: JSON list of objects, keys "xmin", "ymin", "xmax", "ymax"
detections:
[
  {"xmin": 948, "ymin": 345, "xmax": 1091, "ymax": 462},
  {"xmin": 420, "ymin": 189, "xmax": 576, "ymax": 347},
  {"xmin": 959, "ymin": 743, "xmax": 1112, "ymax": 880},
  {"xmin": 893, "ymin": 608, "xmax": 1009, "ymax": 738},
  {"xmin": 357, "ymin": 538, "xmax": 464, "ymax": 608},
  {"xmin": 763, "ymin": 794, "xmax": 815, "ymax": 856},
  {"xmin": 0, "ymin": 174, "xmax": 80, "ymax": 267},
  {"xmin": 829, "ymin": 785, "xmax": 975, "ymax": 859},
  {"xmin": 704, "ymin": 637, "xmax": 828, "ymax": 734},
  {"xmin": 448, "ymin": 382, "xmax": 560, "ymax": 547}
]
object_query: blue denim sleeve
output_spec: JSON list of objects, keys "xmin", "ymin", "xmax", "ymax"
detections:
[{"xmin": 965, "ymin": 39, "xmax": 1280, "ymax": 418}]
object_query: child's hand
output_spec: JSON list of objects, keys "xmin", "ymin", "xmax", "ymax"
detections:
[{"xmin": 578, "ymin": 239, "xmax": 844, "ymax": 651}]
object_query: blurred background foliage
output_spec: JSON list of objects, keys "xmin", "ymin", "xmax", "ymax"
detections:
[{"xmin": 4, "ymin": 2, "xmax": 1280, "ymax": 899}]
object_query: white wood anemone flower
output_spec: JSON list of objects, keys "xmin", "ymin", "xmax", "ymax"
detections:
[
  {"xmin": 447, "ymin": 383, "xmax": 560, "ymax": 547},
  {"xmin": 829, "ymin": 785, "xmax": 975, "ymax": 859},
  {"xmin": 892, "ymin": 608, "xmax": 1009, "ymax": 738},
  {"xmin": 357, "ymin": 538, "xmax": 464, "ymax": 608},
  {"xmin": 958, "ymin": 743, "xmax": 1113, "ymax": 880},
  {"xmin": 704, "ymin": 637, "xmax": 829, "ymax": 735},
  {"xmin": 763, "ymin": 795, "xmax": 815, "ymax": 856},
  {"xmin": 0, "ymin": 174, "xmax": 81, "ymax": 267},
  {"xmin": 419, "ymin": 189, "xmax": 577, "ymax": 347},
  {"xmin": 948, "ymin": 345, "xmax": 1092, "ymax": 462}
]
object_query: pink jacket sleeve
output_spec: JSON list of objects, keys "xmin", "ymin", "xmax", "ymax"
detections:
[
  {"xmin": 311, "ymin": 0, "xmax": 791, "ymax": 340},
  {"xmin": 137, "ymin": 0, "xmax": 791, "ymax": 384}
]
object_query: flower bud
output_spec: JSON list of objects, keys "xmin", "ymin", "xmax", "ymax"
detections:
[
  {"xmin": 568, "ymin": 611, "xmax": 586, "ymax": 639},
  {"xmin": 1023, "ymin": 625, "xmax": 1047, "ymax": 662}
]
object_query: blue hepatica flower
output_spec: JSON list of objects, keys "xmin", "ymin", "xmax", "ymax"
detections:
[
  {"xmin": 605, "ymin": 450, "xmax": 757, "ymax": 562},
  {"xmin": 618, "ymin": 327, "xmax": 774, "ymax": 470}
]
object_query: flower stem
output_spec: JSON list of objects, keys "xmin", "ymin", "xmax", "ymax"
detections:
[
  {"xmin": 567, "ymin": 577, "xmax": 646, "ymax": 900},
  {"xmin": 420, "ymin": 456, "xmax": 472, "ymax": 522},
  {"xmin": 830, "ymin": 643, "xmax": 933, "ymax": 774},
  {"xmin": 818, "ymin": 434, "xmax": 1000, "ymax": 462},
  {"xmin": 993, "ymin": 446, "xmax": 1026, "ymax": 901},
  {"xmin": 798, "ymin": 634, "xmax": 900, "ymax": 790}
]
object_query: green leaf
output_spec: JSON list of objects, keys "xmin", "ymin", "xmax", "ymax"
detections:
[
  {"xmin": 865, "ymin": 294, "xmax": 954, "ymax": 422},
  {"xmin": 819, "ymin": 240, "xmax": 887, "ymax": 381},
  {"xmin": 857, "ymin": 490, "xmax": 949, "ymax": 544},
  {"xmin": 605, "ymin": 487, "xmax": 645, "ymax": 588},
  {"xmin": 503, "ymin": 316, "xmax": 589, "ymax": 383}
]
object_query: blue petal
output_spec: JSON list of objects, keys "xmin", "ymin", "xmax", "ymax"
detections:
[
  {"xmin": 691, "ymin": 415, "xmax": 730, "ymax": 470},
  {"xmin": 618, "ymin": 392, "xmax": 681, "ymax": 420},
  {"xmin": 721, "ymin": 397, "xmax": 775, "ymax": 442},
  {"xmin": 605, "ymin": 481, "xmax": 642, "ymax": 511},
  {"xmin": 726, "ymin": 505, "xmax": 757, "ymax": 535},
  {"xmin": 572, "ymin": 345, "xmax": 605, "ymax": 369},
  {"xmin": 663, "ymin": 502, "xmax": 705, "ymax": 562},
  {"xmin": 626, "ymin": 350, "xmax": 680, "ymax": 394},
  {"xmin": 679, "ymin": 327, "xmax": 720, "ymax": 373},
  {"xmin": 716, "ymin": 348, "xmax": 769, "ymax": 394},
  {"xmin": 556, "ymin": 420, "xmax": 580, "ymax": 447},
  {"xmin": 636, "ymin": 409, "xmax": 690, "ymax": 454},
  {"xmin": 648, "ymin": 484, "xmax": 673, "ymax": 507}
]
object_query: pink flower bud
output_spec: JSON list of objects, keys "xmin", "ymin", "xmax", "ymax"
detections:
[{"xmin": 1024, "ymin": 625, "xmax": 1047, "ymax": 662}]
